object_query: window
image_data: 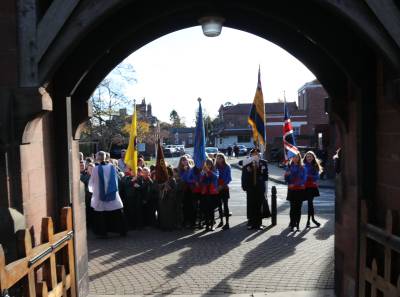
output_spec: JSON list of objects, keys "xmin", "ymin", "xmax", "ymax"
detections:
[
  {"xmin": 188, "ymin": 133, "xmax": 193, "ymax": 145},
  {"xmin": 238, "ymin": 135, "xmax": 251, "ymax": 143},
  {"xmin": 298, "ymin": 90, "xmax": 307, "ymax": 111},
  {"xmin": 293, "ymin": 127, "xmax": 300, "ymax": 136}
]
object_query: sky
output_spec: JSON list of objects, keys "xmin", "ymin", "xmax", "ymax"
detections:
[{"xmin": 121, "ymin": 26, "xmax": 316, "ymax": 126}]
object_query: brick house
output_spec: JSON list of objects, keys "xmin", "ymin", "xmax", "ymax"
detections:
[
  {"xmin": 215, "ymin": 80, "xmax": 330, "ymax": 152},
  {"xmin": 168, "ymin": 127, "xmax": 195, "ymax": 146},
  {"xmin": 215, "ymin": 102, "xmax": 309, "ymax": 149}
]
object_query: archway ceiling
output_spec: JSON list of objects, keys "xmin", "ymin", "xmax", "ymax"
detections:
[{"xmin": 41, "ymin": 1, "xmax": 400, "ymax": 103}]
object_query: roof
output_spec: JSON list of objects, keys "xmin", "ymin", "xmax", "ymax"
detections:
[
  {"xmin": 297, "ymin": 79, "xmax": 322, "ymax": 92},
  {"xmin": 169, "ymin": 127, "xmax": 195, "ymax": 133},
  {"xmin": 217, "ymin": 128, "xmax": 252, "ymax": 136},
  {"xmin": 216, "ymin": 128, "xmax": 252, "ymax": 136},
  {"xmin": 221, "ymin": 102, "xmax": 298, "ymax": 115}
]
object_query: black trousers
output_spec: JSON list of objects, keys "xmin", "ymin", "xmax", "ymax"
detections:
[
  {"xmin": 307, "ymin": 197, "xmax": 315, "ymax": 218},
  {"xmin": 218, "ymin": 189, "xmax": 230, "ymax": 221},
  {"xmin": 246, "ymin": 189, "xmax": 264, "ymax": 228},
  {"xmin": 304, "ymin": 188, "xmax": 319, "ymax": 219},
  {"xmin": 287, "ymin": 189, "xmax": 305, "ymax": 228},
  {"xmin": 289, "ymin": 200, "xmax": 303, "ymax": 228},
  {"xmin": 200, "ymin": 195, "xmax": 217, "ymax": 226},
  {"xmin": 183, "ymin": 190, "xmax": 196, "ymax": 226},
  {"xmin": 94, "ymin": 209, "xmax": 127, "ymax": 236}
]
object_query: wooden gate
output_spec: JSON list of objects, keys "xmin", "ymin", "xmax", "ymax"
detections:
[
  {"xmin": 359, "ymin": 201, "xmax": 400, "ymax": 296},
  {"xmin": 0, "ymin": 207, "xmax": 76, "ymax": 297}
]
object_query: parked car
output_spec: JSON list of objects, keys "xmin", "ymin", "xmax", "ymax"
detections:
[
  {"xmin": 236, "ymin": 145, "xmax": 248, "ymax": 156},
  {"xmin": 165, "ymin": 145, "xmax": 177, "ymax": 153},
  {"xmin": 162, "ymin": 148, "xmax": 174, "ymax": 158},
  {"xmin": 270, "ymin": 147, "xmax": 284, "ymax": 162},
  {"xmin": 174, "ymin": 145, "xmax": 186, "ymax": 155},
  {"xmin": 205, "ymin": 147, "xmax": 219, "ymax": 156}
]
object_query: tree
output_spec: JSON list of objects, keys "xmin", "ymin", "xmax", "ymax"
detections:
[
  {"xmin": 122, "ymin": 119, "xmax": 150, "ymax": 143},
  {"xmin": 202, "ymin": 112, "xmax": 221, "ymax": 146},
  {"xmin": 169, "ymin": 109, "xmax": 185, "ymax": 128},
  {"xmin": 80, "ymin": 61, "xmax": 137, "ymax": 150}
]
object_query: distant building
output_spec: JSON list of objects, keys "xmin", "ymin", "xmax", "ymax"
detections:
[
  {"xmin": 215, "ymin": 102, "xmax": 309, "ymax": 149},
  {"xmin": 135, "ymin": 98, "xmax": 158, "ymax": 125},
  {"xmin": 214, "ymin": 79, "xmax": 330, "ymax": 152},
  {"xmin": 107, "ymin": 99, "xmax": 159, "ymax": 158},
  {"xmin": 110, "ymin": 98, "xmax": 158, "ymax": 126},
  {"xmin": 168, "ymin": 127, "xmax": 195, "ymax": 146}
]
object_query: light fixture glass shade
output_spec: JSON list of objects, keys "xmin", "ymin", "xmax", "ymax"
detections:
[{"xmin": 199, "ymin": 16, "xmax": 225, "ymax": 37}]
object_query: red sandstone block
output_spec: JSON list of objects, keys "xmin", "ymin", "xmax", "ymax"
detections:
[
  {"xmin": 27, "ymin": 168, "xmax": 47, "ymax": 198},
  {"xmin": 20, "ymin": 143, "xmax": 45, "ymax": 173},
  {"xmin": 377, "ymin": 184, "xmax": 400, "ymax": 210},
  {"xmin": 376, "ymin": 159, "xmax": 400, "ymax": 186},
  {"xmin": 377, "ymin": 111, "xmax": 400, "ymax": 133}
]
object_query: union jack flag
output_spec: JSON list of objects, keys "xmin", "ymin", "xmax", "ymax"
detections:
[{"xmin": 283, "ymin": 99, "xmax": 299, "ymax": 161}]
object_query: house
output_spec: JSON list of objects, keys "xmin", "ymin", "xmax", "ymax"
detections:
[
  {"xmin": 215, "ymin": 102, "xmax": 309, "ymax": 149},
  {"xmin": 214, "ymin": 80, "xmax": 330, "ymax": 152},
  {"xmin": 168, "ymin": 127, "xmax": 195, "ymax": 146}
]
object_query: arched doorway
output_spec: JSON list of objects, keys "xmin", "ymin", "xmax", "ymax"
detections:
[
  {"xmin": 2, "ymin": 1, "xmax": 400, "ymax": 297},
  {"xmin": 79, "ymin": 26, "xmax": 337, "ymax": 296}
]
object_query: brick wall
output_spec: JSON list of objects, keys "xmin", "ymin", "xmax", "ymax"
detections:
[
  {"xmin": 72, "ymin": 140, "xmax": 89, "ymax": 296},
  {"xmin": 299, "ymin": 85, "xmax": 329, "ymax": 135},
  {"xmin": 375, "ymin": 69, "xmax": 400, "ymax": 216},
  {"xmin": 334, "ymin": 93, "xmax": 360, "ymax": 297}
]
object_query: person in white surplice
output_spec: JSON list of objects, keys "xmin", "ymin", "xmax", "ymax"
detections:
[{"xmin": 89, "ymin": 151, "xmax": 126, "ymax": 238}]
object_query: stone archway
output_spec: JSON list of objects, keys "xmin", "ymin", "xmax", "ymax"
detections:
[{"xmin": 1, "ymin": 1, "xmax": 400, "ymax": 296}]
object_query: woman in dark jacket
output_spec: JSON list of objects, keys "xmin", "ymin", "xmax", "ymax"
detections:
[
  {"xmin": 158, "ymin": 166, "xmax": 178, "ymax": 231},
  {"xmin": 177, "ymin": 156, "xmax": 196, "ymax": 229},
  {"xmin": 284, "ymin": 153, "xmax": 306, "ymax": 232},
  {"xmin": 216, "ymin": 153, "xmax": 232, "ymax": 230},
  {"xmin": 303, "ymin": 151, "xmax": 322, "ymax": 228},
  {"xmin": 199, "ymin": 158, "xmax": 219, "ymax": 231}
]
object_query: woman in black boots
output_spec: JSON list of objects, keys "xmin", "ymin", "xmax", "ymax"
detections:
[{"xmin": 303, "ymin": 151, "xmax": 323, "ymax": 228}]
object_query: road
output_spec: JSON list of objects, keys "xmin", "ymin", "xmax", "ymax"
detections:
[
  {"xmin": 164, "ymin": 156, "xmax": 335, "ymax": 217},
  {"xmin": 87, "ymin": 160, "xmax": 335, "ymax": 296},
  {"xmin": 229, "ymin": 167, "xmax": 335, "ymax": 216}
]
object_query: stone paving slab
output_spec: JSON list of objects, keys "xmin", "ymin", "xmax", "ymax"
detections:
[
  {"xmin": 88, "ymin": 215, "xmax": 334, "ymax": 296},
  {"xmin": 89, "ymin": 289, "xmax": 335, "ymax": 296},
  {"xmin": 229, "ymin": 159, "xmax": 335, "ymax": 189}
]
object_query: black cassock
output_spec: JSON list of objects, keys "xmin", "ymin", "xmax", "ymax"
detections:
[{"xmin": 241, "ymin": 159, "xmax": 269, "ymax": 228}]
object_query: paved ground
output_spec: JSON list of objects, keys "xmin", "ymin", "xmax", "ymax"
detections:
[
  {"xmin": 88, "ymin": 167, "xmax": 335, "ymax": 296},
  {"xmin": 90, "ymin": 291, "xmax": 335, "ymax": 297}
]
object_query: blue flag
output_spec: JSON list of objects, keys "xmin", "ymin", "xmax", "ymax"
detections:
[
  {"xmin": 283, "ymin": 99, "xmax": 299, "ymax": 161},
  {"xmin": 193, "ymin": 98, "xmax": 207, "ymax": 169}
]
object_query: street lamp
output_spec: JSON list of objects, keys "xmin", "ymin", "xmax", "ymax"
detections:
[
  {"xmin": 152, "ymin": 121, "xmax": 158, "ymax": 159},
  {"xmin": 199, "ymin": 16, "xmax": 225, "ymax": 37}
]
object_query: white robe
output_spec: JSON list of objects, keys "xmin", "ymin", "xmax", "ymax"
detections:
[{"xmin": 89, "ymin": 164, "xmax": 124, "ymax": 212}]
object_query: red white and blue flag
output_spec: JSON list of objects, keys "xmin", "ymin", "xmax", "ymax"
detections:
[{"xmin": 283, "ymin": 99, "xmax": 299, "ymax": 161}]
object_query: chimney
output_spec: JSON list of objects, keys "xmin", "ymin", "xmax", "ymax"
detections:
[{"xmin": 119, "ymin": 108, "xmax": 127, "ymax": 116}]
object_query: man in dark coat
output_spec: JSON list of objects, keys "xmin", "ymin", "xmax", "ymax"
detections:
[
  {"xmin": 233, "ymin": 144, "xmax": 239, "ymax": 158},
  {"xmin": 241, "ymin": 148, "xmax": 269, "ymax": 230}
]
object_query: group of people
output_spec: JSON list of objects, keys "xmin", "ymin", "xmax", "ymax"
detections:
[
  {"xmin": 284, "ymin": 151, "xmax": 323, "ymax": 231},
  {"xmin": 79, "ymin": 149, "xmax": 235, "ymax": 238},
  {"xmin": 226, "ymin": 144, "xmax": 240, "ymax": 159},
  {"xmin": 79, "ymin": 147, "xmax": 323, "ymax": 238}
]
